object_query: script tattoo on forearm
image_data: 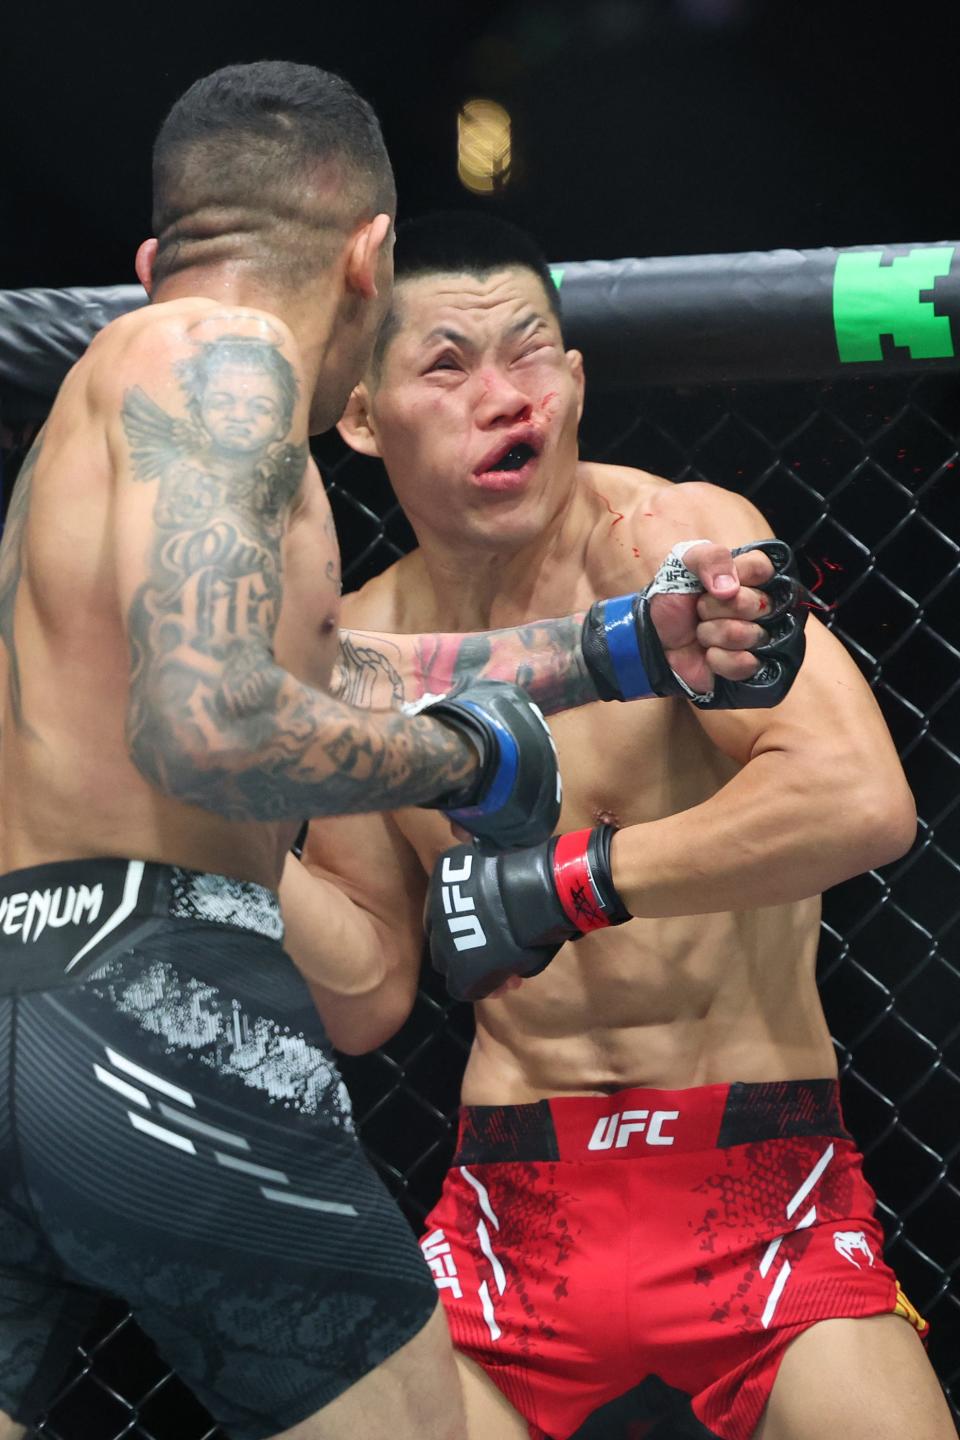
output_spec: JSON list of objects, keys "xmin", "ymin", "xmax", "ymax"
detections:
[
  {"xmin": 122, "ymin": 321, "xmax": 475, "ymax": 821},
  {"xmin": 0, "ymin": 429, "xmax": 44, "ymax": 733}
]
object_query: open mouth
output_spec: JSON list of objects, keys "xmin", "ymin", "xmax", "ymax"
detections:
[
  {"xmin": 489, "ymin": 442, "xmax": 536, "ymax": 473},
  {"xmin": 472, "ymin": 428, "xmax": 544, "ymax": 491},
  {"xmin": 474, "ymin": 436, "xmax": 541, "ymax": 483}
]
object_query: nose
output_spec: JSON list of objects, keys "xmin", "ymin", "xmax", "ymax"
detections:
[{"xmin": 474, "ymin": 367, "xmax": 532, "ymax": 428}]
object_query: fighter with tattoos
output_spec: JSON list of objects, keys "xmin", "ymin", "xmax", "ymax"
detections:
[{"xmin": 0, "ymin": 64, "xmax": 781, "ymax": 1440}]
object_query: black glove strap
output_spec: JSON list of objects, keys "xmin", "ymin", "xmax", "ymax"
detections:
[
  {"xmin": 586, "ymin": 824, "xmax": 632, "ymax": 926},
  {"xmin": 418, "ymin": 700, "xmax": 493, "ymax": 810}
]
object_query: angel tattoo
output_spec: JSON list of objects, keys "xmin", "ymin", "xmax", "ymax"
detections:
[{"xmin": 121, "ymin": 335, "xmax": 307, "ymax": 531}]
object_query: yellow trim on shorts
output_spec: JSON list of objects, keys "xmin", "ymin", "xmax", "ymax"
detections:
[{"xmin": 893, "ymin": 1282, "xmax": 928, "ymax": 1334}]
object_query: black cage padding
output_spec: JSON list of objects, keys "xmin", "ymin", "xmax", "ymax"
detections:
[{"xmin": 1, "ymin": 239, "xmax": 958, "ymax": 418}]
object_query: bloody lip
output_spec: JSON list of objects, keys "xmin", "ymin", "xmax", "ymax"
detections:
[
  {"xmin": 470, "ymin": 454, "xmax": 540, "ymax": 492},
  {"xmin": 471, "ymin": 426, "xmax": 544, "ymax": 493},
  {"xmin": 474, "ymin": 426, "xmax": 543, "ymax": 474}
]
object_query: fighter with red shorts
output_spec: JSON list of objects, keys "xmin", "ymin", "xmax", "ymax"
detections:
[
  {"xmin": 423, "ymin": 1080, "xmax": 926, "ymax": 1439},
  {"xmin": 287, "ymin": 212, "xmax": 956, "ymax": 1440}
]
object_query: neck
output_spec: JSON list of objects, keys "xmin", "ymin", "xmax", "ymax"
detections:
[
  {"xmin": 411, "ymin": 468, "xmax": 595, "ymax": 630},
  {"xmin": 152, "ymin": 262, "xmax": 342, "ymax": 413}
]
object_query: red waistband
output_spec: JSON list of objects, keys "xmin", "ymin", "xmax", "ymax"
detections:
[{"xmin": 454, "ymin": 1079, "xmax": 849, "ymax": 1164}]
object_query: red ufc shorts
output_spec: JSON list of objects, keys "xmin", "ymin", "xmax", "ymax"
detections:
[{"xmin": 421, "ymin": 1079, "xmax": 927, "ymax": 1440}]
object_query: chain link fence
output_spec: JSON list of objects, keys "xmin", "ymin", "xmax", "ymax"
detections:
[{"xmin": 3, "ymin": 367, "xmax": 957, "ymax": 1436}]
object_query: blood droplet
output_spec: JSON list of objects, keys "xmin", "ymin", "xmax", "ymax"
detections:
[{"xmin": 596, "ymin": 491, "xmax": 625, "ymax": 528}]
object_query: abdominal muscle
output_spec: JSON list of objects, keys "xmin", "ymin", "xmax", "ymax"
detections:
[
  {"xmin": 398, "ymin": 696, "xmax": 837, "ymax": 1108},
  {"xmin": 462, "ymin": 894, "xmax": 835, "ymax": 1104}
]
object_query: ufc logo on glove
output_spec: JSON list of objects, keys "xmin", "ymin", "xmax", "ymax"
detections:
[{"xmin": 440, "ymin": 853, "xmax": 488, "ymax": 952}]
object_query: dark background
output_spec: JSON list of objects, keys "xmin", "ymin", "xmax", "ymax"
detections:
[
  {"xmin": 2, "ymin": 2, "xmax": 959, "ymax": 1432},
  {"xmin": 1, "ymin": 0, "xmax": 957, "ymax": 288}
]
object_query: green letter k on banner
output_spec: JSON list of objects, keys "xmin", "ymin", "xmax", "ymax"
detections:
[{"xmin": 833, "ymin": 247, "xmax": 955, "ymax": 362}]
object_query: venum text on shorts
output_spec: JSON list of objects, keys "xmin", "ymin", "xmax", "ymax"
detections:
[{"xmin": 0, "ymin": 884, "xmax": 104, "ymax": 942}]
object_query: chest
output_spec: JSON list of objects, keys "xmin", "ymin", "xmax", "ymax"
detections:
[{"xmin": 396, "ymin": 695, "xmax": 738, "ymax": 874}]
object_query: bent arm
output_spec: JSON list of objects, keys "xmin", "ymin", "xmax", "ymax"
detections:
[
  {"xmin": 106, "ymin": 312, "xmax": 477, "ymax": 822},
  {"xmin": 606, "ymin": 484, "xmax": 915, "ymax": 915},
  {"xmin": 609, "ymin": 616, "xmax": 916, "ymax": 915},
  {"xmin": 280, "ymin": 813, "xmax": 426, "ymax": 1053}
]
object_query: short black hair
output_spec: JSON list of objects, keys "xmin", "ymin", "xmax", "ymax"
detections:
[
  {"xmin": 372, "ymin": 210, "xmax": 562, "ymax": 374},
  {"xmin": 152, "ymin": 60, "xmax": 395, "ymax": 287}
]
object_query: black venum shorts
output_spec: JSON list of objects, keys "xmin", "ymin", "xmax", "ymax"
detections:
[{"xmin": 0, "ymin": 858, "xmax": 437, "ymax": 1440}]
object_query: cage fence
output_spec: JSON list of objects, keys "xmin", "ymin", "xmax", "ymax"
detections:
[{"xmin": 2, "ymin": 367, "xmax": 957, "ymax": 1437}]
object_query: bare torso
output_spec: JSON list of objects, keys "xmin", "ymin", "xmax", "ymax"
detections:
[
  {"xmin": 0, "ymin": 300, "xmax": 339, "ymax": 890},
  {"xmin": 343, "ymin": 461, "xmax": 833, "ymax": 1103}
]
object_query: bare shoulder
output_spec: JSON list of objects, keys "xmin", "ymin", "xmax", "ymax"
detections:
[
  {"xmin": 578, "ymin": 460, "xmax": 671, "ymax": 519},
  {"xmin": 86, "ymin": 299, "xmax": 302, "ymax": 408},
  {"xmin": 578, "ymin": 462, "xmax": 779, "ymax": 590},
  {"xmin": 341, "ymin": 549, "xmax": 428, "ymax": 633},
  {"xmin": 639, "ymin": 477, "xmax": 776, "ymax": 548}
]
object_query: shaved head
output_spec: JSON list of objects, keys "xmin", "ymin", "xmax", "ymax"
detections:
[{"xmin": 152, "ymin": 61, "xmax": 396, "ymax": 289}]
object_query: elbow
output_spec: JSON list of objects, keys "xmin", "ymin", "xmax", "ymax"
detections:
[
  {"xmin": 129, "ymin": 719, "xmax": 281, "ymax": 821},
  {"xmin": 331, "ymin": 1013, "xmax": 407, "ymax": 1057},
  {"xmin": 129, "ymin": 731, "xmax": 233, "ymax": 814},
  {"xmin": 864, "ymin": 780, "xmax": 917, "ymax": 867},
  {"xmin": 126, "ymin": 668, "xmax": 282, "ymax": 819},
  {"xmin": 311, "ymin": 963, "xmax": 420, "ymax": 1057},
  {"xmin": 127, "ymin": 690, "xmax": 223, "ymax": 801},
  {"xmin": 840, "ymin": 771, "xmax": 917, "ymax": 871}
]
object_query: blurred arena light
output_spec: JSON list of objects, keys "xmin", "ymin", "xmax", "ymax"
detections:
[{"xmin": 457, "ymin": 98, "xmax": 512, "ymax": 194}]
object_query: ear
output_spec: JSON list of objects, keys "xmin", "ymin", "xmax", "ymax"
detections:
[
  {"xmin": 344, "ymin": 213, "xmax": 393, "ymax": 300},
  {"xmin": 566, "ymin": 348, "xmax": 586, "ymax": 421},
  {"xmin": 337, "ymin": 382, "xmax": 382, "ymax": 458},
  {"xmin": 135, "ymin": 238, "xmax": 158, "ymax": 295}
]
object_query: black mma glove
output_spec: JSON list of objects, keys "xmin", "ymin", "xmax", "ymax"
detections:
[
  {"xmin": 426, "ymin": 824, "xmax": 631, "ymax": 1001},
  {"xmin": 581, "ymin": 539, "xmax": 809, "ymax": 710},
  {"xmin": 417, "ymin": 680, "xmax": 562, "ymax": 850}
]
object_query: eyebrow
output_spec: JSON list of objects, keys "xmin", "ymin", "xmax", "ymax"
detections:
[
  {"xmin": 419, "ymin": 313, "xmax": 547, "ymax": 351},
  {"xmin": 505, "ymin": 312, "xmax": 545, "ymax": 340},
  {"xmin": 420, "ymin": 326, "xmax": 471, "ymax": 349}
]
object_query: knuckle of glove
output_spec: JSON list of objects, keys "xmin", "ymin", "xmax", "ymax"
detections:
[
  {"xmin": 699, "ymin": 539, "xmax": 809, "ymax": 709},
  {"xmin": 712, "ymin": 623, "xmax": 806, "ymax": 708},
  {"xmin": 731, "ymin": 538, "xmax": 792, "ymax": 574},
  {"xmin": 755, "ymin": 576, "xmax": 803, "ymax": 625}
]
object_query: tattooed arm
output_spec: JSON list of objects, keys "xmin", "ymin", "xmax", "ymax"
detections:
[
  {"xmin": 331, "ymin": 616, "xmax": 600, "ymax": 716},
  {"xmin": 108, "ymin": 310, "xmax": 479, "ymax": 822},
  {"xmin": 329, "ymin": 544, "xmax": 779, "ymax": 716}
]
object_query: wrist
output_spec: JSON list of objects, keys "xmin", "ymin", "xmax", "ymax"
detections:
[
  {"xmin": 423, "ymin": 711, "xmax": 486, "ymax": 808},
  {"xmin": 550, "ymin": 824, "xmax": 632, "ymax": 933},
  {"xmin": 581, "ymin": 596, "xmax": 656, "ymax": 703},
  {"xmin": 414, "ymin": 682, "xmax": 561, "ymax": 851}
]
